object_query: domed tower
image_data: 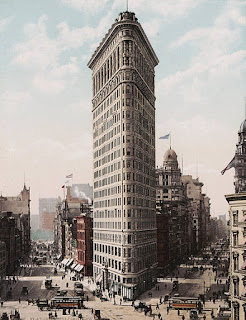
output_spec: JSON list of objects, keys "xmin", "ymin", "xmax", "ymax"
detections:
[
  {"xmin": 163, "ymin": 148, "xmax": 178, "ymax": 170},
  {"xmin": 156, "ymin": 148, "xmax": 183, "ymax": 202},
  {"xmin": 235, "ymin": 119, "xmax": 246, "ymax": 193}
]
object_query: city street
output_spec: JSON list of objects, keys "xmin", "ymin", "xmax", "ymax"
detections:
[{"xmin": 0, "ymin": 259, "xmax": 229, "ymax": 320}]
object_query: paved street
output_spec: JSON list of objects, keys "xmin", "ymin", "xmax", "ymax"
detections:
[{"xmin": 0, "ymin": 262, "xmax": 229, "ymax": 320}]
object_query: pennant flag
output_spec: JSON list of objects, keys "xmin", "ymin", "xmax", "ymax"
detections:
[
  {"xmin": 221, "ymin": 157, "xmax": 235, "ymax": 175},
  {"xmin": 159, "ymin": 134, "xmax": 170, "ymax": 139},
  {"xmin": 66, "ymin": 174, "xmax": 73, "ymax": 178},
  {"xmin": 62, "ymin": 185, "xmax": 65, "ymax": 188}
]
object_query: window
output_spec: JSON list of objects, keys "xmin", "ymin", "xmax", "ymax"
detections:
[
  {"xmin": 128, "ymin": 234, "xmax": 132, "ymax": 243},
  {"xmin": 233, "ymin": 232, "xmax": 238, "ymax": 247},
  {"xmin": 233, "ymin": 211, "xmax": 238, "ymax": 226}
]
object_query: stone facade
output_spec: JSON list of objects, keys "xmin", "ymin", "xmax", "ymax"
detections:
[
  {"xmin": 88, "ymin": 11, "xmax": 159, "ymax": 299},
  {"xmin": 182, "ymin": 175, "xmax": 210, "ymax": 253},
  {"xmin": 235, "ymin": 119, "xmax": 246, "ymax": 193},
  {"xmin": 156, "ymin": 149, "xmax": 191, "ymax": 275},
  {"xmin": 0, "ymin": 185, "xmax": 31, "ymax": 255},
  {"xmin": 227, "ymin": 118, "xmax": 246, "ymax": 320}
]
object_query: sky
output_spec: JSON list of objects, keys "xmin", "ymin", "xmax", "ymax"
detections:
[{"xmin": 0, "ymin": 0, "xmax": 245, "ymax": 217}]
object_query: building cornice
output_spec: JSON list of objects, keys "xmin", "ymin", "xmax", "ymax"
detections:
[
  {"xmin": 225, "ymin": 192, "xmax": 246, "ymax": 203},
  {"xmin": 88, "ymin": 13, "xmax": 159, "ymax": 69}
]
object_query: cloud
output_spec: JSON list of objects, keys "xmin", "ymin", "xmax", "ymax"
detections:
[
  {"xmin": 56, "ymin": 10, "xmax": 114, "ymax": 51},
  {"xmin": 33, "ymin": 57, "xmax": 79, "ymax": 94},
  {"xmin": 128, "ymin": 0, "xmax": 204, "ymax": 20},
  {"xmin": 0, "ymin": 16, "xmax": 14, "ymax": 32},
  {"xmin": 11, "ymin": 9, "xmax": 116, "ymax": 86},
  {"xmin": 12, "ymin": 15, "xmax": 59, "ymax": 69},
  {"xmin": 0, "ymin": 90, "xmax": 32, "ymax": 107},
  {"xmin": 60, "ymin": 0, "xmax": 110, "ymax": 12},
  {"xmin": 157, "ymin": 50, "xmax": 246, "ymax": 95},
  {"xmin": 158, "ymin": 1, "xmax": 246, "ymax": 99},
  {"xmin": 11, "ymin": 12, "xmax": 115, "ymax": 94},
  {"xmin": 142, "ymin": 18, "xmax": 161, "ymax": 38}
]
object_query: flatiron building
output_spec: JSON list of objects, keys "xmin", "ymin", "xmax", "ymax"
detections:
[{"xmin": 88, "ymin": 11, "xmax": 158, "ymax": 299}]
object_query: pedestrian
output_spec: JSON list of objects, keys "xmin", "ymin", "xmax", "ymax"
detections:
[
  {"xmin": 1, "ymin": 301, "xmax": 3, "ymax": 307},
  {"xmin": 86, "ymin": 295, "xmax": 89, "ymax": 302},
  {"xmin": 158, "ymin": 312, "xmax": 161, "ymax": 319},
  {"xmin": 55, "ymin": 311, "xmax": 57, "ymax": 318},
  {"xmin": 120, "ymin": 298, "xmax": 122, "ymax": 305},
  {"xmin": 182, "ymin": 315, "xmax": 185, "ymax": 320},
  {"xmin": 19, "ymin": 297, "xmax": 21, "ymax": 303},
  {"xmin": 167, "ymin": 306, "xmax": 169, "ymax": 314},
  {"xmin": 178, "ymin": 309, "xmax": 180, "ymax": 315},
  {"xmin": 156, "ymin": 303, "xmax": 159, "ymax": 310},
  {"xmin": 66, "ymin": 282, "xmax": 68, "ymax": 288},
  {"xmin": 203, "ymin": 315, "xmax": 206, "ymax": 320}
]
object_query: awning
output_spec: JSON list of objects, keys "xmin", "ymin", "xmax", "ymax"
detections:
[
  {"xmin": 76, "ymin": 265, "xmax": 84, "ymax": 272},
  {"xmin": 96, "ymin": 274, "xmax": 103, "ymax": 282},
  {"xmin": 61, "ymin": 258, "xmax": 69, "ymax": 265},
  {"xmin": 74, "ymin": 264, "xmax": 83, "ymax": 272},
  {"xmin": 66, "ymin": 258, "xmax": 73, "ymax": 267},
  {"xmin": 71, "ymin": 263, "xmax": 77, "ymax": 270}
]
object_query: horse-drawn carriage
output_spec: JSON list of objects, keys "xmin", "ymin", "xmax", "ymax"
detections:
[{"xmin": 134, "ymin": 302, "xmax": 152, "ymax": 314}]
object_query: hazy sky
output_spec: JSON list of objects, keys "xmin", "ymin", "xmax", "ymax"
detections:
[{"xmin": 0, "ymin": 0, "xmax": 245, "ymax": 217}]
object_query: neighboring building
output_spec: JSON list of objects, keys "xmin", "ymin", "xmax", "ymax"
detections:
[
  {"xmin": 0, "ymin": 212, "xmax": 16, "ymax": 274},
  {"xmin": 156, "ymin": 149, "xmax": 191, "ymax": 275},
  {"xmin": 0, "ymin": 185, "xmax": 31, "ymax": 255},
  {"xmin": 53, "ymin": 186, "xmax": 92, "ymax": 267},
  {"xmin": 0, "ymin": 241, "xmax": 6, "ymax": 277},
  {"xmin": 77, "ymin": 214, "xmax": 93, "ymax": 276},
  {"xmin": 227, "ymin": 118, "xmax": 246, "ymax": 320},
  {"xmin": 156, "ymin": 212, "xmax": 169, "ymax": 277},
  {"xmin": 234, "ymin": 119, "xmax": 246, "ymax": 193},
  {"xmin": 39, "ymin": 198, "xmax": 60, "ymax": 231},
  {"xmin": 209, "ymin": 217, "xmax": 228, "ymax": 242},
  {"xmin": 182, "ymin": 175, "xmax": 210, "ymax": 253},
  {"xmin": 88, "ymin": 11, "xmax": 159, "ymax": 299}
]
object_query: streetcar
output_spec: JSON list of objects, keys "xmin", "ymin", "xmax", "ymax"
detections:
[
  {"xmin": 50, "ymin": 297, "xmax": 84, "ymax": 309},
  {"xmin": 168, "ymin": 297, "xmax": 201, "ymax": 310}
]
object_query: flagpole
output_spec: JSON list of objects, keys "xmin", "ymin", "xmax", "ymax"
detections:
[{"xmin": 170, "ymin": 133, "xmax": 171, "ymax": 149}]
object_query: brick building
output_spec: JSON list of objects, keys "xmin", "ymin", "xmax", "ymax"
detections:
[{"xmin": 77, "ymin": 214, "xmax": 93, "ymax": 276}]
